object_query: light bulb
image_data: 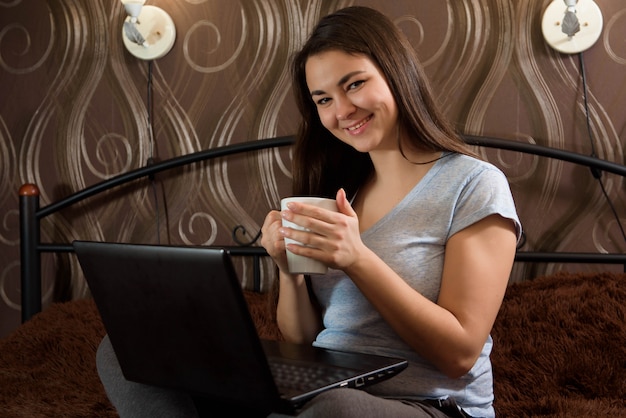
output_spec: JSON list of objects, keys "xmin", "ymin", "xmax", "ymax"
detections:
[{"xmin": 121, "ymin": 0, "xmax": 146, "ymax": 22}]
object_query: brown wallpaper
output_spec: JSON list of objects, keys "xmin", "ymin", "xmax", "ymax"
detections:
[{"xmin": 0, "ymin": 0, "xmax": 624, "ymax": 338}]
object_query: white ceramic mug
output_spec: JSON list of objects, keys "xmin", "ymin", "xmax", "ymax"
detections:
[{"xmin": 280, "ymin": 197, "xmax": 338, "ymax": 275}]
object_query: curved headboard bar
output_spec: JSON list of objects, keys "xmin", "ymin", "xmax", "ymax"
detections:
[
  {"xmin": 33, "ymin": 134, "xmax": 626, "ymax": 221},
  {"xmin": 18, "ymin": 134, "xmax": 626, "ymax": 322},
  {"xmin": 463, "ymin": 135, "xmax": 626, "ymax": 177},
  {"xmin": 36, "ymin": 135, "xmax": 296, "ymax": 219}
]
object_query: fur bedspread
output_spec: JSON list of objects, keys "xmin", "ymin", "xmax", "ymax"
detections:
[
  {"xmin": 491, "ymin": 271, "xmax": 626, "ymax": 417},
  {"xmin": 0, "ymin": 272, "xmax": 624, "ymax": 417}
]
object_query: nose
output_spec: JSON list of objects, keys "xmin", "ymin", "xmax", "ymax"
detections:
[{"xmin": 335, "ymin": 96, "xmax": 356, "ymax": 121}]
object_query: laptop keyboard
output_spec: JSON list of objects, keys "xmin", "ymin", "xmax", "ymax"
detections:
[{"xmin": 269, "ymin": 359, "xmax": 356, "ymax": 392}]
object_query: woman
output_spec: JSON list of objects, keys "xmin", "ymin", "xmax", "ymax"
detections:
[
  {"xmin": 260, "ymin": 6, "xmax": 520, "ymax": 418},
  {"xmin": 97, "ymin": 6, "xmax": 520, "ymax": 418}
]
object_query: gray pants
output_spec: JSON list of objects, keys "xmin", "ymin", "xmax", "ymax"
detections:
[{"xmin": 97, "ymin": 335, "xmax": 457, "ymax": 417}]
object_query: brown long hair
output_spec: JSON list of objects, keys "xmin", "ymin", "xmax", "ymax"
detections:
[{"xmin": 291, "ymin": 6, "xmax": 476, "ymax": 198}]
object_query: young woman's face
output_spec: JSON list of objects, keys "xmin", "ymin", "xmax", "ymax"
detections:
[{"xmin": 305, "ymin": 50, "xmax": 399, "ymax": 154}]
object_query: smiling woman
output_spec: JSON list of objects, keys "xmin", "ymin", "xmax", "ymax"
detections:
[
  {"xmin": 94, "ymin": 6, "xmax": 521, "ymax": 417},
  {"xmin": 256, "ymin": 6, "xmax": 521, "ymax": 418}
]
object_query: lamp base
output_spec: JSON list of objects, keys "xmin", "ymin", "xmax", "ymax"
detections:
[
  {"xmin": 122, "ymin": 5, "xmax": 176, "ymax": 60},
  {"xmin": 541, "ymin": 0, "xmax": 603, "ymax": 54}
]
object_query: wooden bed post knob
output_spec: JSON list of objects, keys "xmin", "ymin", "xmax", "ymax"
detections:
[{"xmin": 19, "ymin": 183, "xmax": 40, "ymax": 196}]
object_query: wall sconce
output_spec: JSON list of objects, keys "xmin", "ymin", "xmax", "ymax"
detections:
[
  {"xmin": 121, "ymin": 0, "xmax": 176, "ymax": 60},
  {"xmin": 541, "ymin": 0, "xmax": 603, "ymax": 54}
]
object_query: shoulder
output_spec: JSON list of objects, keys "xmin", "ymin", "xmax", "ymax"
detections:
[
  {"xmin": 441, "ymin": 153, "xmax": 504, "ymax": 175},
  {"xmin": 438, "ymin": 154, "xmax": 521, "ymax": 240},
  {"xmin": 431, "ymin": 153, "xmax": 509, "ymax": 192}
]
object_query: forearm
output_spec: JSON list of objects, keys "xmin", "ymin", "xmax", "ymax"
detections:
[
  {"xmin": 346, "ymin": 250, "xmax": 466, "ymax": 364},
  {"xmin": 344, "ymin": 249, "xmax": 474, "ymax": 375},
  {"xmin": 276, "ymin": 271, "xmax": 322, "ymax": 344}
]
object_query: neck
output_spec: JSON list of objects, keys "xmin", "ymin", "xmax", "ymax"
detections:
[
  {"xmin": 371, "ymin": 143, "xmax": 440, "ymax": 170},
  {"xmin": 367, "ymin": 151, "xmax": 433, "ymax": 190}
]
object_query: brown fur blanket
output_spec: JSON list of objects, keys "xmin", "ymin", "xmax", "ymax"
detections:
[
  {"xmin": 491, "ymin": 271, "xmax": 626, "ymax": 417},
  {"xmin": 0, "ymin": 272, "xmax": 624, "ymax": 417}
]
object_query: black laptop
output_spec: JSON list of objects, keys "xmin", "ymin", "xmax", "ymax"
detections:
[{"xmin": 73, "ymin": 241, "xmax": 408, "ymax": 414}]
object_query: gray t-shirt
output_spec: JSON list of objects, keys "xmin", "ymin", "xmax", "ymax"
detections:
[{"xmin": 311, "ymin": 153, "xmax": 521, "ymax": 417}]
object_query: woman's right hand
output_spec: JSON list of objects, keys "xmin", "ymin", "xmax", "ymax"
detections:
[
  {"xmin": 260, "ymin": 209, "xmax": 290, "ymax": 273},
  {"xmin": 261, "ymin": 208, "xmax": 323, "ymax": 344}
]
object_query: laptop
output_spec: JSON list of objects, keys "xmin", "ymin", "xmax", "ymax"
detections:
[{"xmin": 73, "ymin": 241, "xmax": 408, "ymax": 414}]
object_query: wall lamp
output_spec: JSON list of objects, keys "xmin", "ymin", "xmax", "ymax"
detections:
[
  {"xmin": 121, "ymin": 0, "xmax": 176, "ymax": 60},
  {"xmin": 541, "ymin": 0, "xmax": 603, "ymax": 54}
]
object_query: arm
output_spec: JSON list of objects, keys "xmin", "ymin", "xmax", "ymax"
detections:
[
  {"xmin": 260, "ymin": 210, "xmax": 322, "ymax": 344},
  {"xmin": 281, "ymin": 189, "xmax": 517, "ymax": 378},
  {"xmin": 275, "ymin": 271, "xmax": 322, "ymax": 344},
  {"xmin": 344, "ymin": 214, "xmax": 516, "ymax": 378}
]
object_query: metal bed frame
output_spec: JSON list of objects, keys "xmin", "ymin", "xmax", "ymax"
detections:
[{"xmin": 19, "ymin": 135, "xmax": 626, "ymax": 322}]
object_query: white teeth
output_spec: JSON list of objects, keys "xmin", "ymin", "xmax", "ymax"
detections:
[{"xmin": 348, "ymin": 116, "xmax": 371, "ymax": 131}]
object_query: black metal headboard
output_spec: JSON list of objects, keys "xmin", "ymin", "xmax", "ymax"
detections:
[{"xmin": 19, "ymin": 135, "xmax": 626, "ymax": 322}]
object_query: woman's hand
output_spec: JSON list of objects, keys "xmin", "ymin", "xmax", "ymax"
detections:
[
  {"xmin": 279, "ymin": 188, "xmax": 366, "ymax": 271},
  {"xmin": 261, "ymin": 199, "xmax": 334, "ymax": 344},
  {"xmin": 260, "ymin": 209, "xmax": 290, "ymax": 273}
]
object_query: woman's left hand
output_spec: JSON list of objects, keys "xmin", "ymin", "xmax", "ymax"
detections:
[{"xmin": 280, "ymin": 188, "xmax": 366, "ymax": 271}]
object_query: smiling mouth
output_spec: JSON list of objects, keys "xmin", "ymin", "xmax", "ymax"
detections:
[{"xmin": 346, "ymin": 115, "xmax": 372, "ymax": 131}]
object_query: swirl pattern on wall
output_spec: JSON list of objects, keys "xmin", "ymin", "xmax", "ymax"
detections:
[{"xmin": 0, "ymin": 0, "xmax": 624, "ymax": 338}]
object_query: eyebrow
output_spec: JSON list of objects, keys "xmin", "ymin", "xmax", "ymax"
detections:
[{"xmin": 310, "ymin": 70, "xmax": 366, "ymax": 97}]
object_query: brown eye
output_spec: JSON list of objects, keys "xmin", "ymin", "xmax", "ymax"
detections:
[
  {"xmin": 347, "ymin": 80, "xmax": 364, "ymax": 90},
  {"xmin": 316, "ymin": 97, "xmax": 331, "ymax": 106}
]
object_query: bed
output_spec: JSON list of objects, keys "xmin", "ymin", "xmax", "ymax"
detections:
[{"xmin": 2, "ymin": 135, "xmax": 625, "ymax": 417}]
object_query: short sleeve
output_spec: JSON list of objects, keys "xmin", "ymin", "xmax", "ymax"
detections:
[{"xmin": 449, "ymin": 165, "xmax": 522, "ymax": 242}]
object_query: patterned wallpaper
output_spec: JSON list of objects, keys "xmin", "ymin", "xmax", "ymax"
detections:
[{"xmin": 0, "ymin": 0, "xmax": 624, "ymax": 338}]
